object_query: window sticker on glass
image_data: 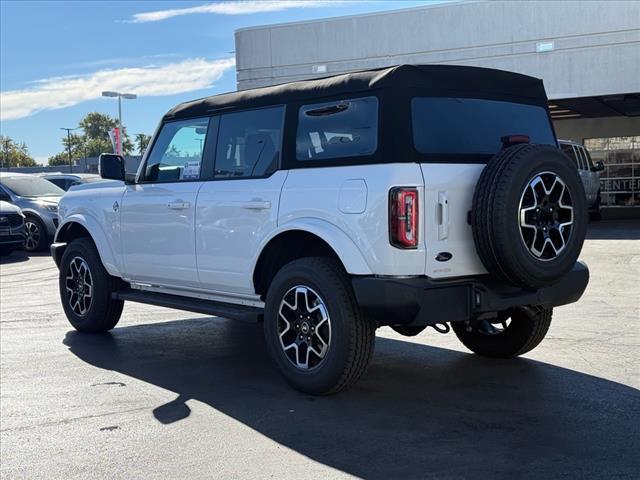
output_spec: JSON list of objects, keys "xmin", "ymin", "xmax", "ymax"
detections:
[
  {"xmin": 144, "ymin": 117, "xmax": 209, "ymax": 182},
  {"xmin": 181, "ymin": 161, "xmax": 201, "ymax": 180}
]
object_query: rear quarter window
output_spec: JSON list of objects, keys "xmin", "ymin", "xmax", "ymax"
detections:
[
  {"xmin": 296, "ymin": 96, "xmax": 378, "ymax": 161},
  {"xmin": 412, "ymin": 97, "xmax": 556, "ymax": 156}
]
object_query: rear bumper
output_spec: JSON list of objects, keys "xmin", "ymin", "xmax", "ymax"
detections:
[{"xmin": 352, "ymin": 261, "xmax": 589, "ymax": 326}]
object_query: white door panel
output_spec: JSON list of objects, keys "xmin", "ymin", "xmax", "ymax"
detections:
[
  {"xmin": 196, "ymin": 171, "xmax": 288, "ymax": 294},
  {"xmin": 121, "ymin": 182, "xmax": 202, "ymax": 287},
  {"xmin": 421, "ymin": 163, "xmax": 487, "ymax": 279}
]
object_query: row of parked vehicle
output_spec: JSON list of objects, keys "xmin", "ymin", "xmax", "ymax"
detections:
[{"xmin": 0, "ymin": 173, "xmax": 103, "ymax": 255}]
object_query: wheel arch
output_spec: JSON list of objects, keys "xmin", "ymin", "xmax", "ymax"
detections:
[
  {"xmin": 252, "ymin": 220, "xmax": 372, "ymax": 298},
  {"xmin": 55, "ymin": 216, "xmax": 122, "ymax": 277}
]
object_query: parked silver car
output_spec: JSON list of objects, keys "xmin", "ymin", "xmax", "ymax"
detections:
[
  {"xmin": 0, "ymin": 172, "xmax": 63, "ymax": 251},
  {"xmin": 559, "ymin": 140, "xmax": 605, "ymax": 220},
  {"xmin": 39, "ymin": 173, "xmax": 105, "ymax": 191},
  {"xmin": 0, "ymin": 200, "xmax": 26, "ymax": 255}
]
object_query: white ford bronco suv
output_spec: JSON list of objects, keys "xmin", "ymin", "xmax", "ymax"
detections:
[{"xmin": 52, "ymin": 65, "xmax": 589, "ymax": 394}]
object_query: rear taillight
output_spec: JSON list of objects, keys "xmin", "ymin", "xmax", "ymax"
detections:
[{"xmin": 389, "ymin": 187, "xmax": 419, "ymax": 249}]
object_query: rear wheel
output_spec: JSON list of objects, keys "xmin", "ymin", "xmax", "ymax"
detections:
[
  {"xmin": 59, "ymin": 238, "xmax": 124, "ymax": 333},
  {"xmin": 451, "ymin": 306, "xmax": 552, "ymax": 358},
  {"xmin": 264, "ymin": 257, "xmax": 375, "ymax": 394}
]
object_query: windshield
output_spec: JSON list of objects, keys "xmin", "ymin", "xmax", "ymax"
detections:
[
  {"xmin": 1, "ymin": 175, "xmax": 64, "ymax": 198},
  {"xmin": 412, "ymin": 97, "xmax": 556, "ymax": 156}
]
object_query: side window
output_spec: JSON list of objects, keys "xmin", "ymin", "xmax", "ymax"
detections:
[
  {"xmin": 144, "ymin": 117, "xmax": 209, "ymax": 182},
  {"xmin": 296, "ymin": 97, "xmax": 378, "ymax": 161},
  {"xmin": 578, "ymin": 147, "xmax": 591, "ymax": 170},
  {"xmin": 561, "ymin": 144, "xmax": 579, "ymax": 168},
  {"xmin": 574, "ymin": 146, "xmax": 587, "ymax": 170},
  {"xmin": 583, "ymin": 147, "xmax": 594, "ymax": 169},
  {"xmin": 214, "ymin": 106, "xmax": 284, "ymax": 179},
  {"xmin": 0, "ymin": 187, "xmax": 10, "ymax": 201}
]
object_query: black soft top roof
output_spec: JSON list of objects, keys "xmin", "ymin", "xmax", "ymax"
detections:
[{"xmin": 164, "ymin": 64, "xmax": 548, "ymax": 121}]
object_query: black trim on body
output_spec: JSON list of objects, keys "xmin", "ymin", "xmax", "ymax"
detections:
[
  {"xmin": 50, "ymin": 242, "xmax": 67, "ymax": 267},
  {"xmin": 112, "ymin": 289, "xmax": 263, "ymax": 323},
  {"xmin": 352, "ymin": 261, "xmax": 589, "ymax": 327}
]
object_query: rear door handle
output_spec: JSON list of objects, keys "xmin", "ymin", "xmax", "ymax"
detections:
[
  {"xmin": 168, "ymin": 201, "xmax": 191, "ymax": 210},
  {"xmin": 438, "ymin": 191, "xmax": 449, "ymax": 240},
  {"xmin": 242, "ymin": 201, "xmax": 271, "ymax": 210}
]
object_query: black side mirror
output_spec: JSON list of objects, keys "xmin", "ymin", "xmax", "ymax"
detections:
[
  {"xmin": 99, "ymin": 153, "xmax": 125, "ymax": 181},
  {"xmin": 592, "ymin": 160, "xmax": 605, "ymax": 172}
]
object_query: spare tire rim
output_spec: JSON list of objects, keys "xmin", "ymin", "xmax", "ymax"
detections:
[
  {"xmin": 65, "ymin": 256, "xmax": 93, "ymax": 316},
  {"xmin": 519, "ymin": 171, "xmax": 573, "ymax": 261},
  {"xmin": 277, "ymin": 285, "xmax": 331, "ymax": 371}
]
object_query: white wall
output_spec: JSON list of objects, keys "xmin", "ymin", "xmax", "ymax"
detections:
[{"xmin": 235, "ymin": 0, "xmax": 640, "ymax": 100}]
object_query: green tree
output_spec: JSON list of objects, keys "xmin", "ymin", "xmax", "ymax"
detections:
[
  {"xmin": 135, "ymin": 133, "xmax": 151, "ymax": 156},
  {"xmin": 0, "ymin": 136, "xmax": 37, "ymax": 167},
  {"xmin": 48, "ymin": 112, "xmax": 134, "ymax": 166},
  {"xmin": 47, "ymin": 152, "xmax": 72, "ymax": 167}
]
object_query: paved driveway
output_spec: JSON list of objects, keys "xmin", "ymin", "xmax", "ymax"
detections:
[{"xmin": 1, "ymin": 221, "xmax": 638, "ymax": 479}]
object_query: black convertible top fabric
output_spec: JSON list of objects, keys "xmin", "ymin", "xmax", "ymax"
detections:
[{"xmin": 164, "ymin": 64, "xmax": 548, "ymax": 121}]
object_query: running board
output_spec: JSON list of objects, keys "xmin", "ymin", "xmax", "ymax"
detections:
[{"xmin": 113, "ymin": 289, "xmax": 263, "ymax": 323}]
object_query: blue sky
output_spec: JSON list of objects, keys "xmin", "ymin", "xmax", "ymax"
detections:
[{"xmin": 0, "ymin": 0, "xmax": 443, "ymax": 163}]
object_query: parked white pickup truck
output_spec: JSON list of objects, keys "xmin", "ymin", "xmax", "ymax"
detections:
[{"xmin": 52, "ymin": 65, "xmax": 589, "ymax": 394}]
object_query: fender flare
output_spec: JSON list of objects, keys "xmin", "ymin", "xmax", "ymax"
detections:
[
  {"xmin": 56, "ymin": 214, "xmax": 122, "ymax": 277},
  {"xmin": 253, "ymin": 218, "xmax": 373, "ymax": 276}
]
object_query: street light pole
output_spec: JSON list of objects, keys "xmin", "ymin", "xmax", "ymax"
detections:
[
  {"xmin": 60, "ymin": 127, "xmax": 76, "ymax": 173},
  {"xmin": 102, "ymin": 91, "xmax": 136, "ymax": 155}
]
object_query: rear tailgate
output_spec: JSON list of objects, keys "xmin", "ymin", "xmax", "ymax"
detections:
[
  {"xmin": 412, "ymin": 96, "xmax": 557, "ymax": 280},
  {"xmin": 420, "ymin": 163, "xmax": 487, "ymax": 279}
]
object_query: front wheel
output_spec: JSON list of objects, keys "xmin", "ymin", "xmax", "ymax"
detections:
[
  {"xmin": 264, "ymin": 257, "xmax": 375, "ymax": 395},
  {"xmin": 451, "ymin": 306, "xmax": 552, "ymax": 358},
  {"xmin": 24, "ymin": 216, "xmax": 47, "ymax": 252},
  {"xmin": 59, "ymin": 238, "xmax": 124, "ymax": 333}
]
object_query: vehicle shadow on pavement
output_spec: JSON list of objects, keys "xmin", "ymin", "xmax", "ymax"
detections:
[
  {"xmin": 64, "ymin": 318, "xmax": 639, "ymax": 479},
  {"xmin": 0, "ymin": 249, "xmax": 30, "ymax": 265}
]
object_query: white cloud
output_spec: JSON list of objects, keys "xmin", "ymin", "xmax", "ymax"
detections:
[
  {"xmin": 0, "ymin": 57, "xmax": 235, "ymax": 121},
  {"xmin": 129, "ymin": 0, "xmax": 337, "ymax": 23}
]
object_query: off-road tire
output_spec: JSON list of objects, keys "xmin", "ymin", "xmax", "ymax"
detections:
[
  {"xmin": 264, "ymin": 257, "xmax": 375, "ymax": 395},
  {"xmin": 451, "ymin": 306, "xmax": 552, "ymax": 358},
  {"xmin": 59, "ymin": 238, "xmax": 124, "ymax": 333},
  {"xmin": 472, "ymin": 144, "xmax": 588, "ymax": 288}
]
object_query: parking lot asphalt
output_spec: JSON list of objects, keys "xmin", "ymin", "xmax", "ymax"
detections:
[{"xmin": 1, "ymin": 220, "xmax": 639, "ymax": 480}]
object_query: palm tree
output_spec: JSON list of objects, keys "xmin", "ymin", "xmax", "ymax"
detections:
[{"xmin": 135, "ymin": 133, "xmax": 151, "ymax": 156}]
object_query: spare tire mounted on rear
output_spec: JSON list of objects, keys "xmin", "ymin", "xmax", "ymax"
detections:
[{"xmin": 471, "ymin": 144, "xmax": 587, "ymax": 288}]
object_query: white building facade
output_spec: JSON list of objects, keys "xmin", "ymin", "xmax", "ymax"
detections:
[{"xmin": 235, "ymin": 0, "xmax": 640, "ymax": 211}]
